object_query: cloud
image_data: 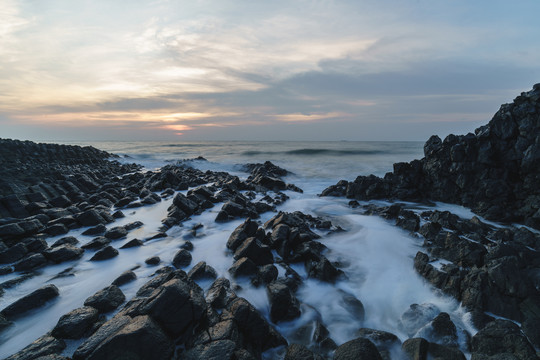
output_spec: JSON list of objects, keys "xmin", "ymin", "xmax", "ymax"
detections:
[{"xmin": 1, "ymin": 0, "xmax": 539, "ymax": 141}]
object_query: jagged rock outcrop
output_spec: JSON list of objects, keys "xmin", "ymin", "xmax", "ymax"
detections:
[{"xmin": 322, "ymin": 84, "xmax": 540, "ymax": 229}]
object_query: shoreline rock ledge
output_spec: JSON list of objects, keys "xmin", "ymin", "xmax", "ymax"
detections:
[{"xmin": 322, "ymin": 83, "xmax": 540, "ymax": 229}]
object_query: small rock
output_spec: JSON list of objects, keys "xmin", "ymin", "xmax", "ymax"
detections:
[
  {"xmin": 145, "ymin": 256, "xmax": 160, "ymax": 266},
  {"xmin": 172, "ymin": 249, "xmax": 192, "ymax": 268},
  {"xmin": 90, "ymin": 246, "xmax": 118, "ymax": 261},
  {"xmin": 120, "ymin": 238, "xmax": 143, "ymax": 248},
  {"xmin": 188, "ymin": 261, "xmax": 218, "ymax": 281},
  {"xmin": 112, "ymin": 270, "xmax": 137, "ymax": 286}
]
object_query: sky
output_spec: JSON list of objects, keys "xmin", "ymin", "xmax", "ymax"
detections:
[{"xmin": 1, "ymin": 0, "xmax": 539, "ymax": 142}]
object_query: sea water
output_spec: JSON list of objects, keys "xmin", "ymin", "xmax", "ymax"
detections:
[{"xmin": 0, "ymin": 141, "xmax": 480, "ymax": 358}]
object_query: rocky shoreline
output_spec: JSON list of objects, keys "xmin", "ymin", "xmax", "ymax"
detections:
[{"xmin": 1, "ymin": 87, "xmax": 540, "ymax": 359}]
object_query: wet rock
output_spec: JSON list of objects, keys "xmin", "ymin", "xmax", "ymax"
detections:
[
  {"xmin": 0, "ymin": 243, "xmax": 28, "ymax": 264},
  {"xmin": 90, "ymin": 245, "xmax": 118, "ymax": 261},
  {"xmin": 402, "ymin": 338, "xmax": 429, "ymax": 360},
  {"xmin": 188, "ymin": 261, "xmax": 218, "ymax": 281},
  {"xmin": 4, "ymin": 334, "xmax": 66, "ymax": 360},
  {"xmin": 257, "ymin": 264, "xmax": 279, "ymax": 285},
  {"xmin": 429, "ymin": 312, "xmax": 459, "ymax": 347},
  {"xmin": 125, "ymin": 277, "xmax": 206, "ymax": 338},
  {"xmin": 82, "ymin": 224, "xmax": 107, "ymax": 236},
  {"xmin": 225, "ymin": 297, "xmax": 287, "ymax": 354},
  {"xmin": 206, "ymin": 277, "xmax": 233, "ymax": 309},
  {"xmin": 104, "ymin": 226, "xmax": 128, "ymax": 240},
  {"xmin": 227, "ymin": 218, "xmax": 259, "ymax": 251},
  {"xmin": 44, "ymin": 244, "xmax": 84, "ymax": 263},
  {"xmin": 267, "ymin": 280, "xmax": 301, "ymax": 323},
  {"xmin": 76, "ymin": 209, "xmax": 106, "ymax": 227},
  {"xmin": 145, "ymin": 256, "xmax": 160, "ymax": 265},
  {"xmin": 13, "ymin": 252, "xmax": 46, "ymax": 271},
  {"xmin": 172, "ymin": 249, "xmax": 192, "ymax": 268},
  {"xmin": 338, "ymin": 289, "xmax": 365, "ymax": 321},
  {"xmin": 73, "ymin": 315, "xmax": 174, "ymax": 360},
  {"xmin": 306, "ymin": 256, "xmax": 343, "ymax": 282},
  {"xmin": 112, "ymin": 270, "xmax": 137, "ymax": 286},
  {"xmin": 356, "ymin": 328, "xmax": 401, "ymax": 360},
  {"xmin": 45, "ymin": 223, "xmax": 69, "ymax": 236},
  {"xmin": 334, "ymin": 337, "xmax": 383, "ymax": 360},
  {"xmin": 181, "ymin": 339, "xmax": 237, "ymax": 360},
  {"xmin": 234, "ymin": 237, "xmax": 274, "ymax": 266},
  {"xmin": 82, "ymin": 236, "xmax": 111, "ymax": 250},
  {"xmin": 470, "ymin": 320, "xmax": 537, "ymax": 360},
  {"xmin": 1, "ymin": 284, "xmax": 59, "ymax": 319},
  {"xmin": 52, "ymin": 306, "xmax": 100, "ymax": 339},
  {"xmin": 23, "ymin": 237, "xmax": 48, "ymax": 253},
  {"xmin": 51, "ymin": 236, "xmax": 79, "ymax": 247},
  {"xmin": 120, "ymin": 238, "xmax": 143, "ymax": 248},
  {"xmin": 84, "ymin": 285, "xmax": 125, "ymax": 313},
  {"xmin": 172, "ymin": 192, "xmax": 199, "ymax": 216},
  {"xmin": 285, "ymin": 343, "xmax": 324, "ymax": 360},
  {"xmin": 398, "ymin": 303, "xmax": 440, "ymax": 337},
  {"xmin": 229, "ymin": 257, "xmax": 257, "ymax": 278}
]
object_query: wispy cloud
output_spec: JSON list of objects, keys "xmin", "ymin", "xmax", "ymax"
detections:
[{"xmin": 0, "ymin": 0, "xmax": 539, "ymax": 141}]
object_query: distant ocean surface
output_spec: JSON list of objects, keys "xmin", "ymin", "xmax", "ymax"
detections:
[{"xmin": 60, "ymin": 141, "xmax": 425, "ymax": 193}]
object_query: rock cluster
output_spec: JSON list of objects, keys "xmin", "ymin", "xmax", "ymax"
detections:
[{"xmin": 322, "ymin": 84, "xmax": 540, "ymax": 229}]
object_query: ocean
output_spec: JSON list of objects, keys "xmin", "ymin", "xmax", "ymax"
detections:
[{"xmin": 0, "ymin": 140, "xmax": 481, "ymax": 358}]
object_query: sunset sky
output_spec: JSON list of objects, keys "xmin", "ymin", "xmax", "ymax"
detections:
[{"xmin": 1, "ymin": 0, "xmax": 539, "ymax": 141}]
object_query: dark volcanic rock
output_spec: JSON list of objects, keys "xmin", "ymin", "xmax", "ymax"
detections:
[
  {"xmin": 84, "ymin": 285, "xmax": 125, "ymax": 313},
  {"xmin": 224, "ymin": 297, "xmax": 287, "ymax": 355},
  {"xmin": 182, "ymin": 339, "xmax": 237, "ymax": 360},
  {"xmin": 120, "ymin": 238, "xmax": 143, "ymax": 248},
  {"xmin": 82, "ymin": 236, "xmax": 111, "ymax": 250},
  {"xmin": 73, "ymin": 315, "xmax": 174, "ymax": 360},
  {"xmin": 285, "ymin": 343, "xmax": 324, "ymax": 360},
  {"xmin": 52, "ymin": 306, "xmax": 100, "ymax": 339},
  {"xmin": 172, "ymin": 249, "xmax": 192, "ymax": 268},
  {"xmin": 125, "ymin": 277, "xmax": 206, "ymax": 338},
  {"xmin": 4, "ymin": 334, "xmax": 66, "ymax": 360},
  {"xmin": 13, "ymin": 253, "xmax": 47, "ymax": 271},
  {"xmin": 333, "ymin": 337, "xmax": 383, "ymax": 360},
  {"xmin": 267, "ymin": 280, "xmax": 301, "ymax": 323},
  {"xmin": 470, "ymin": 320, "xmax": 537, "ymax": 360},
  {"xmin": 1, "ymin": 284, "xmax": 59, "ymax": 319},
  {"xmin": 112, "ymin": 270, "xmax": 137, "ymax": 286},
  {"xmin": 188, "ymin": 261, "xmax": 217, "ymax": 281},
  {"xmin": 44, "ymin": 244, "xmax": 84, "ymax": 263},
  {"xmin": 90, "ymin": 245, "xmax": 118, "ymax": 261}
]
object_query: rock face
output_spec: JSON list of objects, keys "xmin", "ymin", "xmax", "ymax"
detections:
[{"xmin": 322, "ymin": 84, "xmax": 540, "ymax": 229}]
